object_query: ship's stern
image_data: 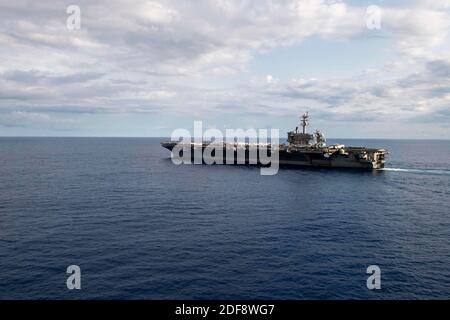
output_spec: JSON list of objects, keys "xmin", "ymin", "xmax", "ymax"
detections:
[{"xmin": 161, "ymin": 141, "xmax": 177, "ymax": 151}]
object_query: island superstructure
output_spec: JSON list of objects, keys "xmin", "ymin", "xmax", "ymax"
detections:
[{"xmin": 161, "ymin": 113, "xmax": 388, "ymax": 170}]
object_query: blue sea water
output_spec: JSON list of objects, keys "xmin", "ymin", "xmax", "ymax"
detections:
[{"xmin": 0, "ymin": 137, "xmax": 449, "ymax": 299}]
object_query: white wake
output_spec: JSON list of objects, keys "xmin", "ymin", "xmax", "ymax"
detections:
[{"xmin": 381, "ymin": 168, "xmax": 450, "ymax": 175}]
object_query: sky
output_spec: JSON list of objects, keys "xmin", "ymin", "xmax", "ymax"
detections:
[{"xmin": 0, "ymin": 0, "xmax": 449, "ymax": 138}]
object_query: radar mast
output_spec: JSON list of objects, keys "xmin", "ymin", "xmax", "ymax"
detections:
[{"xmin": 301, "ymin": 112, "xmax": 309, "ymax": 134}]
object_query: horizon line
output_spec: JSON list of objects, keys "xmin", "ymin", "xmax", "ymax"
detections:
[{"xmin": 0, "ymin": 136, "xmax": 449, "ymax": 141}]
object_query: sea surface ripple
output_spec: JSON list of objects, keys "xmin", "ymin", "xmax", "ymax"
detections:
[{"xmin": 0, "ymin": 138, "xmax": 449, "ymax": 299}]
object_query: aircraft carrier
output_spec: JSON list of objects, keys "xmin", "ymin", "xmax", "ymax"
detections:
[{"xmin": 161, "ymin": 113, "xmax": 388, "ymax": 170}]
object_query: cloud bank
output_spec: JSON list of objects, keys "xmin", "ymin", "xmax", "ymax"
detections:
[{"xmin": 0, "ymin": 0, "xmax": 449, "ymax": 137}]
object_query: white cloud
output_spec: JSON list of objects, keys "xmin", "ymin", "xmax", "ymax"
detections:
[
  {"xmin": 0, "ymin": 111, "xmax": 79, "ymax": 129},
  {"xmin": 382, "ymin": 6, "xmax": 449, "ymax": 57}
]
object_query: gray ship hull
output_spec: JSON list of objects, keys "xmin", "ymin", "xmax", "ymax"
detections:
[{"xmin": 161, "ymin": 142, "xmax": 386, "ymax": 170}]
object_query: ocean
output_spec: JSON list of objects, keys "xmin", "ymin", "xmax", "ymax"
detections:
[{"xmin": 0, "ymin": 137, "xmax": 449, "ymax": 299}]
